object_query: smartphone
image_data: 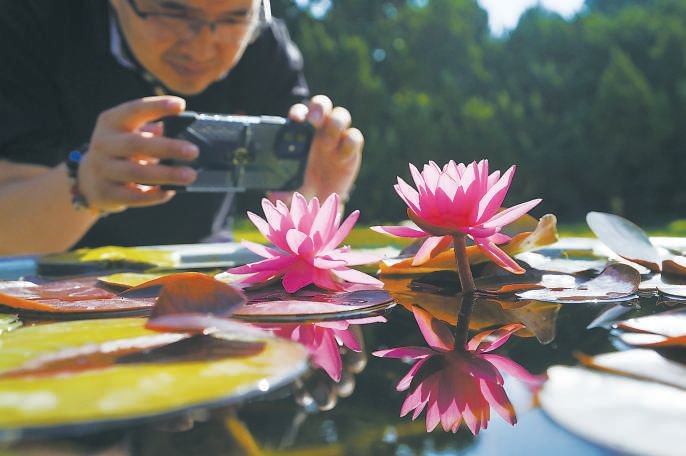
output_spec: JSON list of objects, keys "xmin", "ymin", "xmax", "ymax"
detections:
[{"xmin": 162, "ymin": 111, "xmax": 313, "ymax": 192}]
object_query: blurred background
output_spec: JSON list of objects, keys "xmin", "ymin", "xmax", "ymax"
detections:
[{"xmin": 258, "ymin": 0, "xmax": 685, "ymax": 228}]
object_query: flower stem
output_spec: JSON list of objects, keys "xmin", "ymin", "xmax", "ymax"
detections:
[
  {"xmin": 454, "ymin": 293, "xmax": 474, "ymax": 351},
  {"xmin": 452, "ymin": 234, "xmax": 476, "ymax": 351},
  {"xmin": 452, "ymin": 234, "xmax": 475, "ymax": 294}
]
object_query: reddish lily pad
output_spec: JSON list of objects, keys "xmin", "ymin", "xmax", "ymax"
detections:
[
  {"xmin": 516, "ymin": 264, "xmax": 640, "ymax": 303},
  {"xmin": 0, "ymin": 273, "xmax": 394, "ymax": 322},
  {"xmin": 540, "ymin": 365, "xmax": 686, "ymax": 456},
  {"xmin": 586, "ymin": 212, "xmax": 661, "ymax": 271}
]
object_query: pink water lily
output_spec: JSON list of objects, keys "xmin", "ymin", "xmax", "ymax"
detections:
[
  {"xmin": 228, "ymin": 193, "xmax": 383, "ymax": 293},
  {"xmin": 373, "ymin": 307, "xmax": 544, "ymax": 434},
  {"xmin": 257, "ymin": 316, "xmax": 386, "ymax": 381},
  {"xmin": 372, "ymin": 160, "xmax": 541, "ymax": 274}
]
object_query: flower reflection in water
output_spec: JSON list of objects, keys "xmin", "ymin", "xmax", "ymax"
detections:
[
  {"xmin": 374, "ymin": 306, "xmax": 544, "ymax": 434},
  {"xmin": 256, "ymin": 316, "xmax": 386, "ymax": 382}
]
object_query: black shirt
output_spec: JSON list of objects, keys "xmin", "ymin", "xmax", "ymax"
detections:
[{"xmin": 0, "ymin": 0, "xmax": 309, "ymax": 248}]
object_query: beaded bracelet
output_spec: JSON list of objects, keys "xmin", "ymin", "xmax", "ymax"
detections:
[{"xmin": 65, "ymin": 145, "xmax": 107, "ymax": 216}]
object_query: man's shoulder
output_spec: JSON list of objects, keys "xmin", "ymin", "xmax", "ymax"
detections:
[{"xmin": 249, "ymin": 18, "xmax": 304, "ymax": 69}]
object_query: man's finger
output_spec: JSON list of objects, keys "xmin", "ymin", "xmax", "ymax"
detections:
[
  {"xmin": 99, "ymin": 96, "xmax": 185, "ymax": 131},
  {"xmin": 307, "ymin": 95, "xmax": 333, "ymax": 128},
  {"xmin": 288, "ymin": 103, "xmax": 308, "ymax": 123},
  {"xmin": 339, "ymin": 128, "xmax": 364, "ymax": 159},
  {"xmin": 110, "ymin": 134, "xmax": 198, "ymax": 160},
  {"xmin": 106, "ymin": 160, "xmax": 197, "ymax": 186}
]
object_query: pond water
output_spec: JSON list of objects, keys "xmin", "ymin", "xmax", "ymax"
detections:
[{"xmin": 0, "ymin": 238, "xmax": 683, "ymax": 456}]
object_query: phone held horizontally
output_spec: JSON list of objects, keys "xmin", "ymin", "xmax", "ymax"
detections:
[{"xmin": 162, "ymin": 111, "xmax": 313, "ymax": 192}]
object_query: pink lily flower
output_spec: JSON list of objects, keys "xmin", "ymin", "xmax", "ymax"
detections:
[
  {"xmin": 373, "ymin": 307, "xmax": 544, "ymax": 434},
  {"xmin": 228, "ymin": 193, "xmax": 383, "ymax": 293},
  {"xmin": 371, "ymin": 160, "xmax": 541, "ymax": 273},
  {"xmin": 257, "ymin": 316, "xmax": 386, "ymax": 382}
]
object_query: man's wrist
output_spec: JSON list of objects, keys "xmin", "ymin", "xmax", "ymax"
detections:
[{"xmin": 65, "ymin": 145, "xmax": 107, "ymax": 217}]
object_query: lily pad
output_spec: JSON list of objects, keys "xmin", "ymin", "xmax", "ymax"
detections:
[
  {"xmin": 586, "ymin": 211, "xmax": 661, "ymax": 271},
  {"xmin": 0, "ymin": 276, "xmax": 154, "ymax": 316},
  {"xmin": 0, "ymin": 318, "xmax": 308, "ymax": 440},
  {"xmin": 514, "ymin": 252, "xmax": 607, "ymax": 275},
  {"xmin": 615, "ymin": 308, "xmax": 686, "ymax": 337},
  {"xmin": 516, "ymin": 264, "xmax": 640, "ymax": 303},
  {"xmin": 540, "ymin": 365, "xmax": 686, "ymax": 456},
  {"xmin": 576, "ymin": 349, "xmax": 686, "ymax": 390},
  {"xmin": 0, "ymin": 274, "xmax": 394, "ymax": 322},
  {"xmin": 234, "ymin": 288, "xmax": 395, "ymax": 323},
  {"xmin": 38, "ymin": 246, "xmax": 176, "ymax": 275},
  {"xmin": 382, "ymin": 277, "xmax": 560, "ymax": 343}
]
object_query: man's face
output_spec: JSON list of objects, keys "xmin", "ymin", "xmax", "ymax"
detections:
[{"xmin": 112, "ymin": 0, "xmax": 260, "ymax": 95}]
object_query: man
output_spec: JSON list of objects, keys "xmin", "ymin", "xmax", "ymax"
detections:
[{"xmin": 0, "ymin": 0, "xmax": 362, "ymax": 254}]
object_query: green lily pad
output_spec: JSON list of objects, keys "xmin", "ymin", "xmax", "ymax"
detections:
[
  {"xmin": 39, "ymin": 246, "xmax": 176, "ymax": 274},
  {"xmin": 0, "ymin": 318, "xmax": 308, "ymax": 440}
]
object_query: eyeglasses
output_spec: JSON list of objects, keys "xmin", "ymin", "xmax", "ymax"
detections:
[{"xmin": 125, "ymin": 0, "xmax": 271, "ymax": 42}]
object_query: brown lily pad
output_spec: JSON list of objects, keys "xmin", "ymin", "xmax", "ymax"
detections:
[
  {"xmin": 379, "ymin": 214, "xmax": 558, "ymax": 276},
  {"xmin": 516, "ymin": 264, "xmax": 640, "ymax": 303}
]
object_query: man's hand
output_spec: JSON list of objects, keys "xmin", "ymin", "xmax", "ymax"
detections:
[
  {"xmin": 78, "ymin": 96, "xmax": 199, "ymax": 214},
  {"xmin": 288, "ymin": 95, "xmax": 363, "ymax": 203}
]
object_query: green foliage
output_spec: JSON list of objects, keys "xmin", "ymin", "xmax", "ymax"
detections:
[{"xmin": 270, "ymin": 0, "xmax": 686, "ymax": 226}]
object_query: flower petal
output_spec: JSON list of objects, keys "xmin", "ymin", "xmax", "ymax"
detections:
[
  {"xmin": 412, "ymin": 235, "xmax": 452, "ymax": 265},
  {"xmin": 481, "ymin": 199, "xmax": 542, "ymax": 230},
  {"xmin": 323, "ymin": 210, "xmax": 359, "ymax": 251},
  {"xmin": 332, "ymin": 267, "xmax": 384, "ymax": 287},
  {"xmin": 413, "ymin": 306, "xmax": 454, "ymax": 351},
  {"xmin": 482, "ymin": 354, "xmax": 546, "ymax": 389},
  {"xmin": 468, "ymin": 323, "xmax": 524, "ymax": 353},
  {"xmin": 472, "ymin": 238, "xmax": 525, "ymax": 274},
  {"xmin": 370, "ymin": 225, "xmax": 428, "ymax": 238},
  {"xmin": 372, "ymin": 346, "xmax": 434, "ymax": 359},
  {"xmin": 475, "ymin": 165, "xmax": 515, "ymax": 224}
]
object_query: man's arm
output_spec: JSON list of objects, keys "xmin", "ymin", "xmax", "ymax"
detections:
[
  {"xmin": 0, "ymin": 161, "xmax": 99, "ymax": 255},
  {"xmin": 0, "ymin": 96, "xmax": 202, "ymax": 255}
]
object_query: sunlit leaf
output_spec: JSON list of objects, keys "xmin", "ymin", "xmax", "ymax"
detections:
[
  {"xmin": 586, "ymin": 212, "xmax": 661, "ymax": 271},
  {"xmin": 97, "ymin": 272, "xmax": 168, "ymax": 289},
  {"xmin": 0, "ymin": 318, "xmax": 307, "ymax": 437},
  {"xmin": 121, "ymin": 273, "xmax": 247, "ymax": 321},
  {"xmin": 662, "ymin": 256, "xmax": 686, "ymax": 279},
  {"xmin": 540, "ymin": 366, "xmax": 686, "ymax": 456},
  {"xmin": 516, "ymin": 264, "xmax": 640, "ymax": 303},
  {"xmin": 379, "ymin": 214, "xmax": 558, "ymax": 276}
]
